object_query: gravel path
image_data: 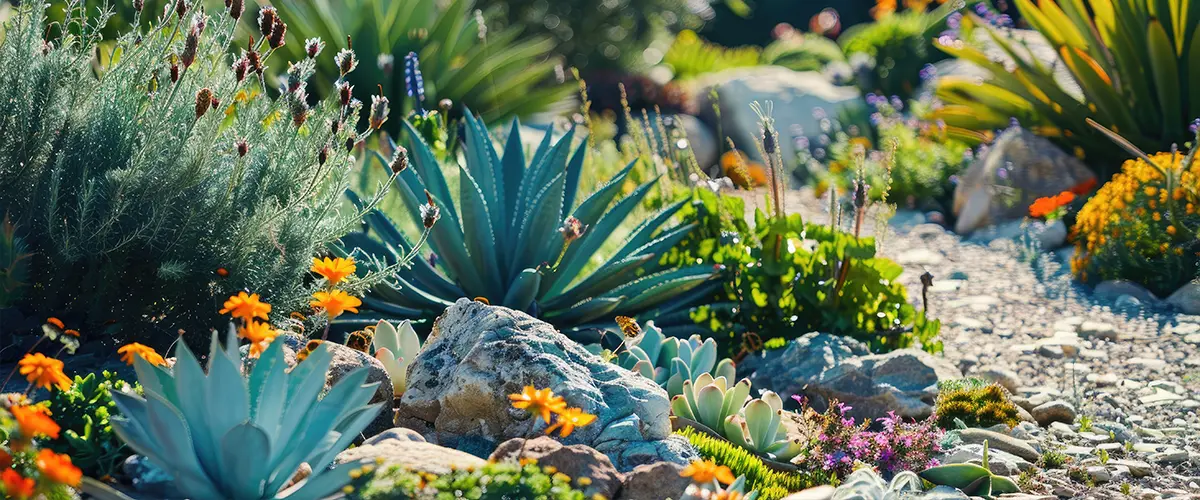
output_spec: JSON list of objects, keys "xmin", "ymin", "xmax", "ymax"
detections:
[{"xmin": 730, "ymin": 187, "xmax": 1200, "ymax": 498}]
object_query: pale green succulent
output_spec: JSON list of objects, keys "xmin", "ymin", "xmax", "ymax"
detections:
[
  {"xmin": 919, "ymin": 441, "xmax": 1020, "ymax": 499},
  {"xmin": 831, "ymin": 468, "xmax": 923, "ymax": 500},
  {"xmin": 110, "ymin": 333, "xmax": 383, "ymax": 500},
  {"xmin": 371, "ymin": 319, "xmax": 422, "ymax": 395},
  {"xmin": 723, "ymin": 391, "xmax": 804, "ymax": 463},
  {"xmin": 671, "ymin": 374, "xmax": 751, "ymax": 433},
  {"xmin": 680, "ymin": 475, "xmax": 760, "ymax": 500},
  {"xmin": 619, "ymin": 321, "xmax": 736, "ymax": 398}
]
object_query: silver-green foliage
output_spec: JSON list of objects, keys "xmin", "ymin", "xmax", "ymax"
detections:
[
  {"xmin": 0, "ymin": 2, "xmax": 382, "ymax": 342},
  {"xmin": 831, "ymin": 468, "xmax": 923, "ymax": 500},
  {"xmin": 110, "ymin": 333, "xmax": 383, "ymax": 500},
  {"xmin": 680, "ymin": 475, "xmax": 760, "ymax": 500},
  {"xmin": 343, "ymin": 114, "xmax": 718, "ymax": 335},
  {"xmin": 618, "ymin": 320, "xmax": 735, "ymax": 398}
]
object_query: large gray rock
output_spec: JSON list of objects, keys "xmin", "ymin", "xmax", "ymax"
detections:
[
  {"xmin": 693, "ymin": 67, "xmax": 865, "ymax": 171},
  {"xmin": 745, "ymin": 333, "xmax": 961, "ymax": 420},
  {"xmin": 334, "ymin": 428, "xmax": 486, "ymax": 476},
  {"xmin": 617, "ymin": 462, "xmax": 692, "ymax": 500},
  {"xmin": 1167, "ymin": 280, "xmax": 1200, "ymax": 314},
  {"xmin": 396, "ymin": 299, "xmax": 697, "ymax": 471},
  {"xmin": 952, "ymin": 127, "xmax": 1096, "ymax": 235}
]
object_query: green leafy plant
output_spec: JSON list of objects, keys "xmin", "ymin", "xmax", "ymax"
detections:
[
  {"xmin": 1121, "ymin": 482, "xmax": 1133, "ymax": 496},
  {"xmin": 1096, "ymin": 448, "xmax": 1110, "ymax": 465},
  {"xmin": 369, "ymin": 319, "xmax": 422, "ymax": 396},
  {"xmin": 341, "ymin": 114, "xmax": 718, "ymax": 340},
  {"xmin": 269, "ymin": 0, "xmax": 572, "ymax": 124},
  {"xmin": 0, "ymin": 213, "xmax": 31, "ymax": 307},
  {"xmin": 760, "ymin": 33, "xmax": 847, "ymax": 73},
  {"xmin": 919, "ymin": 441, "xmax": 1021, "ymax": 498},
  {"xmin": 0, "ymin": 1, "xmax": 388, "ymax": 346},
  {"xmin": 840, "ymin": 8, "xmax": 952, "ymax": 101},
  {"xmin": 355, "ymin": 461, "xmax": 587, "ymax": 499},
  {"xmin": 40, "ymin": 371, "xmax": 142, "ymax": 479},
  {"xmin": 935, "ymin": 379, "xmax": 1021, "ymax": 430},
  {"xmin": 1078, "ymin": 414, "xmax": 1093, "ymax": 433},
  {"xmin": 671, "ymin": 374, "xmax": 751, "ymax": 434},
  {"xmin": 617, "ymin": 319, "xmax": 736, "ymax": 398},
  {"xmin": 474, "ymin": 0, "xmax": 701, "ymax": 71},
  {"xmin": 663, "ymin": 30, "xmax": 762, "ymax": 81},
  {"xmin": 1039, "ymin": 446, "xmax": 1071, "ymax": 469},
  {"xmin": 930, "ymin": 0, "xmax": 1200, "ymax": 176},
  {"xmin": 110, "ymin": 334, "xmax": 384, "ymax": 499},
  {"xmin": 675, "ymin": 426, "xmax": 831, "ymax": 500}
]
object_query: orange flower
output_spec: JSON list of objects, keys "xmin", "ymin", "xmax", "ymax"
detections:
[
  {"xmin": 680, "ymin": 459, "xmax": 736, "ymax": 485},
  {"xmin": 63, "ymin": 329, "xmax": 79, "ymax": 337},
  {"xmin": 1054, "ymin": 191, "xmax": 1076, "ymax": 206},
  {"xmin": 544, "ymin": 407, "xmax": 596, "ymax": 438},
  {"xmin": 118, "ymin": 343, "xmax": 166, "ymax": 367},
  {"xmin": 509, "ymin": 386, "xmax": 567, "ymax": 422},
  {"xmin": 45, "ymin": 317, "xmax": 65, "ymax": 330},
  {"xmin": 36, "ymin": 449, "xmax": 82, "ymax": 487},
  {"xmin": 311, "ymin": 257, "xmax": 356, "ymax": 285},
  {"xmin": 11, "ymin": 404, "xmax": 60, "ymax": 439},
  {"xmin": 310, "ymin": 290, "xmax": 361, "ymax": 318},
  {"xmin": 1028, "ymin": 196, "xmax": 1059, "ymax": 218},
  {"xmin": 239, "ymin": 321, "xmax": 279, "ymax": 357},
  {"xmin": 1, "ymin": 469, "xmax": 34, "ymax": 499},
  {"xmin": 18, "ymin": 353, "xmax": 72, "ymax": 391},
  {"xmin": 219, "ymin": 291, "xmax": 272, "ymax": 321}
]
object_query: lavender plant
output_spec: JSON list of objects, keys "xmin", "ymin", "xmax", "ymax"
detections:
[
  {"xmin": 794, "ymin": 396, "xmax": 943, "ymax": 479},
  {"xmin": 0, "ymin": 0, "xmax": 391, "ymax": 347}
]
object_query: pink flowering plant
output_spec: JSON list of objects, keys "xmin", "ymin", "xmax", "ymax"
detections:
[{"xmin": 793, "ymin": 395, "xmax": 944, "ymax": 479}]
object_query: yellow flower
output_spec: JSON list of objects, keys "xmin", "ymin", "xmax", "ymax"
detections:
[
  {"xmin": 117, "ymin": 343, "xmax": 166, "ymax": 367},
  {"xmin": 18, "ymin": 353, "xmax": 72, "ymax": 391},
  {"xmin": 680, "ymin": 459, "xmax": 736, "ymax": 485},
  {"xmin": 311, "ymin": 256, "xmax": 356, "ymax": 285},
  {"xmin": 220, "ymin": 291, "xmax": 271, "ymax": 322},
  {"xmin": 544, "ymin": 407, "xmax": 596, "ymax": 438},
  {"xmin": 310, "ymin": 290, "xmax": 362, "ymax": 318},
  {"xmin": 509, "ymin": 386, "xmax": 567, "ymax": 423}
]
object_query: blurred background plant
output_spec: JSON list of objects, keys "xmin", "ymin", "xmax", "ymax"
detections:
[
  {"xmin": 356, "ymin": 461, "xmax": 587, "ymax": 499},
  {"xmin": 839, "ymin": 7, "xmax": 950, "ymax": 102},
  {"xmin": 0, "ymin": 0, "xmax": 390, "ymax": 348},
  {"xmin": 930, "ymin": 0, "xmax": 1200, "ymax": 177}
]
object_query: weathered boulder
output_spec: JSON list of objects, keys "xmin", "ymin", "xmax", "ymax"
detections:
[
  {"xmin": 952, "ymin": 127, "xmax": 1095, "ymax": 235},
  {"xmin": 491, "ymin": 437, "xmax": 623, "ymax": 499},
  {"xmin": 1167, "ymin": 280, "xmax": 1200, "ymax": 314},
  {"xmin": 617, "ymin": 461, "xmax": 692, "ymax": 500},
  {"xmin": 1031, "ymin": 400, "xmax": 1077, "ymax": 427},
  {"xmin": 746, "ymin": 333, "xmax": 961, "ymax": 420},
  {"xmin": 693, "ymin": 67, "xmax": 865, "ymax": 171},
  {"xmin": 334, "ymin": 428, "xmax": 486, "ymax": 476},
  {"xmin": 395, "ymin": 299, "xmax": 697, "ymax": 471}
]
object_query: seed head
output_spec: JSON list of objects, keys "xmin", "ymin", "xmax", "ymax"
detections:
[
  {"xmin": 420, "ymin": 191, "xmax": 440, "ymax": 229},
  {"xmin": 134, "ymin": 0, "xmax": 144, "ymax": 12},
  {"xmin": 439, "ymin": 98, "xmax": 452, "ymax": 112},
  {"xmin": 318, "ymin": 143, "xmax": 330, "ymax": 165},
  {"xmin": 247, "ymin": 41, "xmax": 263, "ymax": 74},
  {"xmin": 329, "ymin": 119, "xmax": 341, "ymax": 136},
  {"xmin": 195, "ymin": 88, "xmax": 213, "ymax": 118},
  {"xmin": 377, "ymin": 53, "xmax": 395, "ymax": 74},
  {"xmin": 290, "ymin": 91, "xmax": 309, "ymax": 128},
  {"xmin": 232, "ymin": 57, "xmax": 249, "ymax": 82},
  {"xmin": 305, "ymin": 38, "xmax": 324, "ymax": 59},
  {"xmin": 170, "ymin": 62, "xmax": 180, "ymax": 83},
  {"xmin": 180, "ymin": 23, "xmax": 200, "ymax": 68},
  {"xmin": 268, "ymin": 17, "xmax": 287, "ymax": 49},
  {"xmin": 335, "ymin": 48, "xmax": 358, "ymax": 76},
  {"xmin": 389, "ymin": 146, "xmax": 409, "ymax": 174},
  {"xmin": 852, "ymin": 177, "xmax": 868, "ymax": 209},
  {"xmin": 174, "ymin": 0, "xmax": 188, "ymax": 19},
  {"xmin": 559, "ymin": 216, "xmax": 586, "ymax": 243},
  {"xmin": 337, "ymin": 81, "xmax": 353, "ymax": 107},
  {"xmin": 257, "ymin": 7, "xmax": 277, "ymax": 38},
  {"xmin": 345, "ymin": 131, "xmax": 357, "ymax": 153},
  {"xmin": 228, "ymin": 0, "xmax": 243, "ymax": 20},
  {"xmin": 369, "ymin": 90, "xmax": 389, "ymax": 130},
  {"xmin": 762, "ymin": 124, "xmax": 776, "ymax": 155},
  {"xmin": 235, "ymin": 138, "xmax": 249, "ymax": 157}
]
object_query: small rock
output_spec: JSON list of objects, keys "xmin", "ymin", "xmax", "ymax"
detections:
[
  {"xmin": 1128, "ymin": 358, "xmax": 1168, "ymax": 371},
  {"xmin": 1140, "ymin": 388, "xmax": 1185, "ymax": 405},
  {"xmin": 617, "ymin": 461, "xmax": 693, "ymax": 500},
  {"xmin": 1108, "ymin": 459, "xmax": 1152, "ymax": 478},
  {"xmin": 1086, "ymin": 466, "xmax": 1111, "ymax": 483},
  {"xmin": 1077, "ymin": 321, "xmax": 1119, "ymax": 341},
  {"xmin": 1031, "ymin": 400, "xmax": 1077, "ymax": 427},
  {"xmin": 957, "ymin": 428, "xmax": 1040, "ymax": 462},
  {"xmin": 335, "ymin": 429, "xmax": 486, "ymax": 476},
  {"xmin": 897, "ymin": 248, "xmax": 944, "ymax": 266},
  {"xmin": 1150, "ymin": 449, "xmax": 1188, "ymax": 464},
  {"xmin": 491, "ymin": 437, "xmax": 623, "ymax": 500},
  {"xmin": 1094, "ymin": 280, "xmax": 1160, "ymax": 304},
  {"xmin": 943, "ymin": 443, "xmax": 1033, "ymax": 472}
]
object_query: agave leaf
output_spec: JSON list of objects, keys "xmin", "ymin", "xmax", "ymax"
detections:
[
  {"xmin": 501, "ymin": 268, "xmax": 541, "ymax": 311},
  {"xmin": 500, "ymin": 118, "xmax": 526, "ymax": 224},
  {"xmin": 310, "ymin": 403, "xmax": 384, "ymax": 473},
  {"xmin": 542, "ymin": 296, "xmax": 622, "ymax": 324},
  {"xmin": 170, "ymin": 340, "xmax": 221, "ymax": 476},
  {"xmin": 220, "ymin": 423, "xmax": 271, "ymax": 499},
  {"xmin": 544, "ymin": 254, "xmax": 654, "ymax": 309},
  {"xmin": 918, "ymin": 463, "xmax": 992, "ymax": 489},
  {"xmin": 1148, "ymin": 19, "xmax": 1184, "ymax": 136},
  {"xmin": 143, "ymin": 393, "xmax": 224, "ymax": 498},
  {"xmin": 561, "ymin": 141, "xmax": 588, "ymax": 214},
  {"xmin": 457, "ymin": 163, "xmax": 504, "ymax": 297},
  {"xmin": 204, "ymin": 340, "xmax": 250, "ymax": 467},
  {"xmin": 250, "ymin": 339, "xmax": 290, "ymax": 441},
  {"xmin": 510, "ymin": 172, "xmax": 566, "ymax": 276}
]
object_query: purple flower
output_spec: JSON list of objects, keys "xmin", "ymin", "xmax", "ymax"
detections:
[
  {"xmin": 791, "ymin": 394, "xmax": 809, "ymax": 407},
  {"xmin": 835, "ymin": 402, "xmax": 852, "ymax": 415},
  {"xmin": 1190, "ymin": 118, "xmax": 1200, "ymax": 133}
]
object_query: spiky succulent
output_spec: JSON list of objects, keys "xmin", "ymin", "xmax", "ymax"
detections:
[
  {"xmin": 618, "ymin": 320, "xmax": 736, "ymax": 398},
  {"xmin": 340, "ymin": 113, "xmax": 719, "ymax": 339},
  {"xmin": 110, "ymin": 333, "xmax": 383, "ymax": 499}
]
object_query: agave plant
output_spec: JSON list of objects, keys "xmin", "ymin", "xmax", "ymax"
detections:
[
  {"xmin": 930, "ymin": 0, "xmax": 1200, "ymax": 176},
  {"xmin": 371, "ymin": 319, "xmax": 422, "ymax": 395},
  {"xmin": 618, "ymin": 320, "xmax": 736, "ymax": 398},
  {"xmin": 110, "ymin": 333, "xmax": 383, "ymax": 499},
  {"xmin": 831, "ymin": 468, "xmax": 923, "ymax": 500},
  {"xmin": 919, "ymin": 441, "xmax": 1020, "ymax": 498},
  {"xmin": 671, "ymin": 374, "xmax": 751, "ymax": 433},
  {"xmin": 268, "ymin": 0, "xmax": 572, "ymax": 123},
  {"xmin": 340, "ymin": 112, "xmax": 719, "ymax": 340},
  {"xmin": 723, "ymin": 391, "xmax": 804, "ymax": 462}
]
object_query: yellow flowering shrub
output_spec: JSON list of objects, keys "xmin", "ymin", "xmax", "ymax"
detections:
[{"xmin": 1071, "ymin": 152, "xmax": 1200, "ymax": 295}]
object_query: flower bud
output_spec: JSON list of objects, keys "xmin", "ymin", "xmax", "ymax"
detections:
[
  {"xmin": 247, "ymin": 47, "xmax": 263, "ymax": 74},
  {"xmin": 369, "ymin": 93, "xmax": 389, "ymax": 130},
  {"xmin": 559, "ymin": 216, "xmax": 586, "ymax": 243},
  {"xmin": 174, "ymin": 0, "xmax": 188, "ymax": 19},
  {"xmin": 439, "ymin": 98, "xmax": 452, "ymax": 112},
  {"xmin": 229, "ymin": 0, "xmax": 243, "ymax": 21},
  {"xmin": 170, "ymin": 62, "xmax": 180, "ymax": 83},
  {"xmin": 232, "ymin": 57, "xmax": 248, "ymax": 82},
  {"xmin": 180, "ymin": 24, "xmax": 200, "ymax": 68},
  {"xmin": 318, "ymin": 143, "xmax": 330, "ymax": 165},
  {"xmin": 134, "ymin": 0, "xmax": 144, "ymax": 12},
  {"xmin": 389, "ymin": 146, "xmax": 408, "ymax": 174},
  {"xmin": 420, "ymin": 191, "xmax": 440, "ymax": 229},
  {"xmin": 762, "ymin": 124, "xmax": 776, "ymax": 155},
  {"xmin": 337, "ymin": 81, "xmax": 353, "ymax": 107},
  {"xmin": 305, "ymin": 37, "xmax": 324, "ymax": 58},
  {"xmin": 345, "ymin": 132, "xmax": 357, "ymax": 153},
  {"xmin": 235, "ymin": 138, "xmax": 249, "ymax": 157},
  {"xmin": 290, "ymin": 92, "xmax": 309, "ymax": 128},
  {"xmin": 195, "ymin": 88, "xmax": 213, "ymax": 118},
  {"xmin": 257, "ymin": 7, "xmax": 277, "ymax": 38},
  {"xmin": 268, "ymin": 17, "xmax": 287, "ymax": 49},
  {"xmin": 335, "ymin": 48, "xmax": 358, "ymax": 76}
]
